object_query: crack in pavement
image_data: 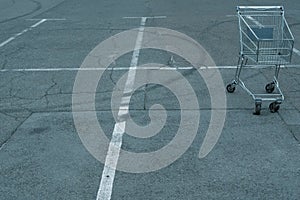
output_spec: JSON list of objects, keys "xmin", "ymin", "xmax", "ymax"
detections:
[
  {"xmin": 0, "ymin": 112, "xmax": 32, "ymax": 150},
  {"xmin": 44, "ymin": 76, "xmax": 58, "ymax": 106},
  {"xmin": 278, "ymin": 111, "xmax": 300, "ymax": 144},
  {"xmin": 0, "ymin": 72, "xmax": 25, "ymax": 89},
  {"xmin": 0, "ymin": 56, "xmax": 8, "ymax": 70},
  {"xmin": 0, "ymin": 110, "xmax": 30, "ymax": 121},
  {"xmin": 109, "ymin": 65, "xmax": 118, "ymax": 86}
]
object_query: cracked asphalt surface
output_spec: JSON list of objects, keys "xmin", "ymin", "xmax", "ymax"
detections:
[{"xmin": 0, "ymin": 0, "xmax": 300, "ymax": 199}]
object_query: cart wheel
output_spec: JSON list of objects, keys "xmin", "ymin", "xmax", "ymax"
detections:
[
  {"xmin": 269, "ymin": 102, "xmax": 280, "ymax": 113},
  {"xmin": 253, "ymin": 102, "xmax": 261, "ymax": 115},
  {"xmin": 265, "ymin": 82, "xmax": 275, "ymax": 93},
  {"xmin": 226, "ymin": 84, "xmax": 235, "ymax": 93}
]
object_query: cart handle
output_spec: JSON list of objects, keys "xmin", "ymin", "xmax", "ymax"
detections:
[{"xmin": 237, "ymin": 6, "xmax": 283, "ymax": 12}]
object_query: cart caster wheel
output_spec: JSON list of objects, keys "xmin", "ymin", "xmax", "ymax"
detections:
[
  {"xmin": 253, "ymin": 103, "xmax": 261, "ymax": 115},
  {"xmin": 265, "ymin": 82, "xmax": 275, "ymax": 93},
  {"xmin": 269, "ymin": 102, "xmax": 280, "ymax": 113},
  {"xmin": 226, "ymin": 84, "xmax": 235, "ymax": 93}
]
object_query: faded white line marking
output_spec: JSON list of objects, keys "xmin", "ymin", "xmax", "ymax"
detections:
[
  {"xmin": 15, "ymin": 29, "xmax": 29, "ymax": 37},
  {"xmin": 27, "ymin": 18, "xmax": 66, "ymax": 21},
  {"xmin": 2, "ymin": 65, "xmax": 300, "ymax": 73},
  {"xmin": 0, "ymin": 19, "xmax": 47, "ymax": 48},
  {"xmin": 123, "ymin": 16, "xmax": 166, "ymax": 19},
  {"xmin": 96, "ymin": 17, "xmax": 147, "ymax": 200},
  {"xmin": 31, "ymin": 19, "xmax": 47, "ymax": 28},
  {"xmin": 226, "ymin": 14, "xmax": 236, "ymax": 17},
  {"xmin": 0, "ymin": 37, "xmax": 15, "ymax": 47}
]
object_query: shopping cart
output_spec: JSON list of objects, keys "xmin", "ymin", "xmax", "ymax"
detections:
[{"xmin": 226, "ymin": 6, "xmax": 294, "ymax": 115}]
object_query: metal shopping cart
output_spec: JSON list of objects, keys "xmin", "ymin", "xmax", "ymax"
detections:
[{"xmin": 226, "ymin": 6, "xmax": 294, "ymax": 115}]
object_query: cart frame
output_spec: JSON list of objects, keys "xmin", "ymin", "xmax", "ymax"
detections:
[{"xmin": 226, "ymin": 6, "xmax": 294, "ymax": 115}]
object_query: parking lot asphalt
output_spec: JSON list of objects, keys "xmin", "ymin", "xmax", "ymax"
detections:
[{"xmin": 0, "ymin": 0, "xmax": 300, "ymax": 199}]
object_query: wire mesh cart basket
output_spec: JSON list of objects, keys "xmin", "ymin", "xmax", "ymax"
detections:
[{"xmin": 226, "ymin": 6, "xmax": 294, "ymax": 115}]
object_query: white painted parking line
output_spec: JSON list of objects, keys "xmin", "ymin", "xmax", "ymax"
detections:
[
  {"xmin": 96, "ymin": 122, "xmax": 125, "ymax": 200},
  {"xmin": 0, "ymin": 19, "xmax": 47, "ymax": 48},
  {"xmin": 30, "ymin": 19, "xmax": 47, "ymax": 28},
  {"xmin": 123, "ymin": 16, "xmax": 166, "ymax": 19},
  {"xmin": 96, "ymin": 17, "xmax": 147, "ymax": 200},
  {"xmin": 27, "ymin": 18, "xmax": 66, "ymax": 21},
  {"xmin": 0, "ymin": 37, "xmax": 15, "ymax": 47},
  {"xmin": 226, "ymin": 14, "xmax": 236, "ymax": 17},
  {"xmin": 1, "ymin": 65, "xmax": 300, "ymax": 73}
]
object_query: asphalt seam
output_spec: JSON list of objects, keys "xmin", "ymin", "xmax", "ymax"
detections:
[
  {"xmin": 0, "ymin": 0, "xmax": 41, "ymax": 24},
  {"xmin": 0, "ymin": 112, "xmax": 32, "ymax": 150},
  {"xmin": 278, "ymin": 112, "xmax": 300, "ymax": 144}
]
